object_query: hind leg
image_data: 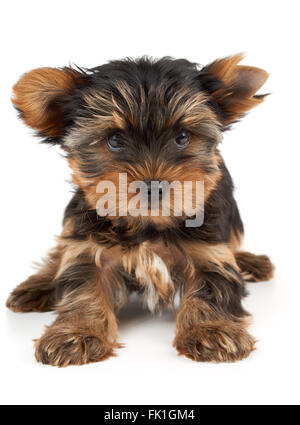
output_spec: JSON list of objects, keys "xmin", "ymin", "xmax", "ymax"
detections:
[
  {"xmin": 229, "ymin": 228, "xmax": 274, "ymax": 283},
  {"xmin": 6, "ymin": 246, "xmax": 62, "ymax": 313},
  {"xmin": 235, "ymin": 251, "xmax": 274, "ymax": 283}
]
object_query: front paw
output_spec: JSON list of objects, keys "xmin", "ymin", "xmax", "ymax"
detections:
[
  {"xmin": 174, "ymin": 320, "xmax": 256, "ymax": 363},
  {"xmin": 35, "ymin": 328, "xmax": 118, "ymax": 367}
]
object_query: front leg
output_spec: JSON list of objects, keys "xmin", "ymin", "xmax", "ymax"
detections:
[
  {"xmin": 174, "ymin": 243, "xmax": 255, "ymax": 363},
  {"xmin": 35, "ymin": 248, "xmax": 125, "ymax": 367}
]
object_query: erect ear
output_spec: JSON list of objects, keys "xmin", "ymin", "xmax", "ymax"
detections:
[
  {"xmin": 12, "ymin": 67, "xmax": 84, "ymax": 139},
  {"xmin": 199, "ymin": 53, "xmax": 269, "ymax": 127}
]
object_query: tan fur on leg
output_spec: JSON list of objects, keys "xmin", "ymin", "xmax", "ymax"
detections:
[
  {"xmin": 174, "ymin": 243, "xmax": 255, "ymax": 362},
  {"xmin": 35, "ymin": 270, "xmax": 123, "ymax": 367},
  {"xmin": 35, "ymin": 240, "xmax": 126, "ymax": 367},
  {"xmin": 174, "ymin": 297, "xmax": 255, "ymax": 362}
]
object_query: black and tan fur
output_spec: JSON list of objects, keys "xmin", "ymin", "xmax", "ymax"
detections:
[{"xmin": 7, "ymin": 54, "xmax": 274, "ymax": 367}]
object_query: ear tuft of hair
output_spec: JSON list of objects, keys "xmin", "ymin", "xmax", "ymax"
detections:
[
  {"xmin": 12, "ymin": 67, "xmax": 82, "ymax": 139},
  {"xmin": 200, "ymin": 53, "xmax": 269, "ymax": 128}
]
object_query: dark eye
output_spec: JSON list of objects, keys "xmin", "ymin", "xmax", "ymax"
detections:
[
  {"xmin": 174, "ymin": 131, "xmax": 190, "ymax": 149},
  {"xmin": 107, "ymin": 133, "xmax": 125, "ymax": 152}
]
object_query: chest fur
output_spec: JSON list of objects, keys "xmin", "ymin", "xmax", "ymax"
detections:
[{"xmin": 122, "ymin": 242, "xmax": 176, "ymax": 313}]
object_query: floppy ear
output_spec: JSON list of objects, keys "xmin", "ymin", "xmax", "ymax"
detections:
[
  {"xmin": 199, "ymin": 53, "xmax": 269, "ymax": 127},
  {"xmin": 12, "ymin": 67, "xmax": 83, "ymax": 139}
]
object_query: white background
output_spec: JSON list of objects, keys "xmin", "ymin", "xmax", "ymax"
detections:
[{"xmin": 0, "ymin": 0, "xmax": 299, "ymax": 405}]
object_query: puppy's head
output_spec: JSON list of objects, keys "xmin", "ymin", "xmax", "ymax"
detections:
[{"xmin": 12, "ymin": 54, "xmax": 268, "ymax": 230}]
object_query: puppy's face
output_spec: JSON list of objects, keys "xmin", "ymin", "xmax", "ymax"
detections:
[
  {"xmin": 64, "ymin": 61, "xmax": 223, "ymax": 229},
  {"xmin": 12, "ymin": 55, "xmax": 268, "ymax": 230}
]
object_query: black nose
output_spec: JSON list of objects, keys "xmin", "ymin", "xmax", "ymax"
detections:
[{"xmin": 144, "ymin": 180, "xmax": 163, "ymax": 200}]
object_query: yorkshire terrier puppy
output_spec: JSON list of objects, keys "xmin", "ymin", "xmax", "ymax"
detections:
[{"xmin": 7, "ymin": 54, "xmax": 274, "ymax": 367}]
